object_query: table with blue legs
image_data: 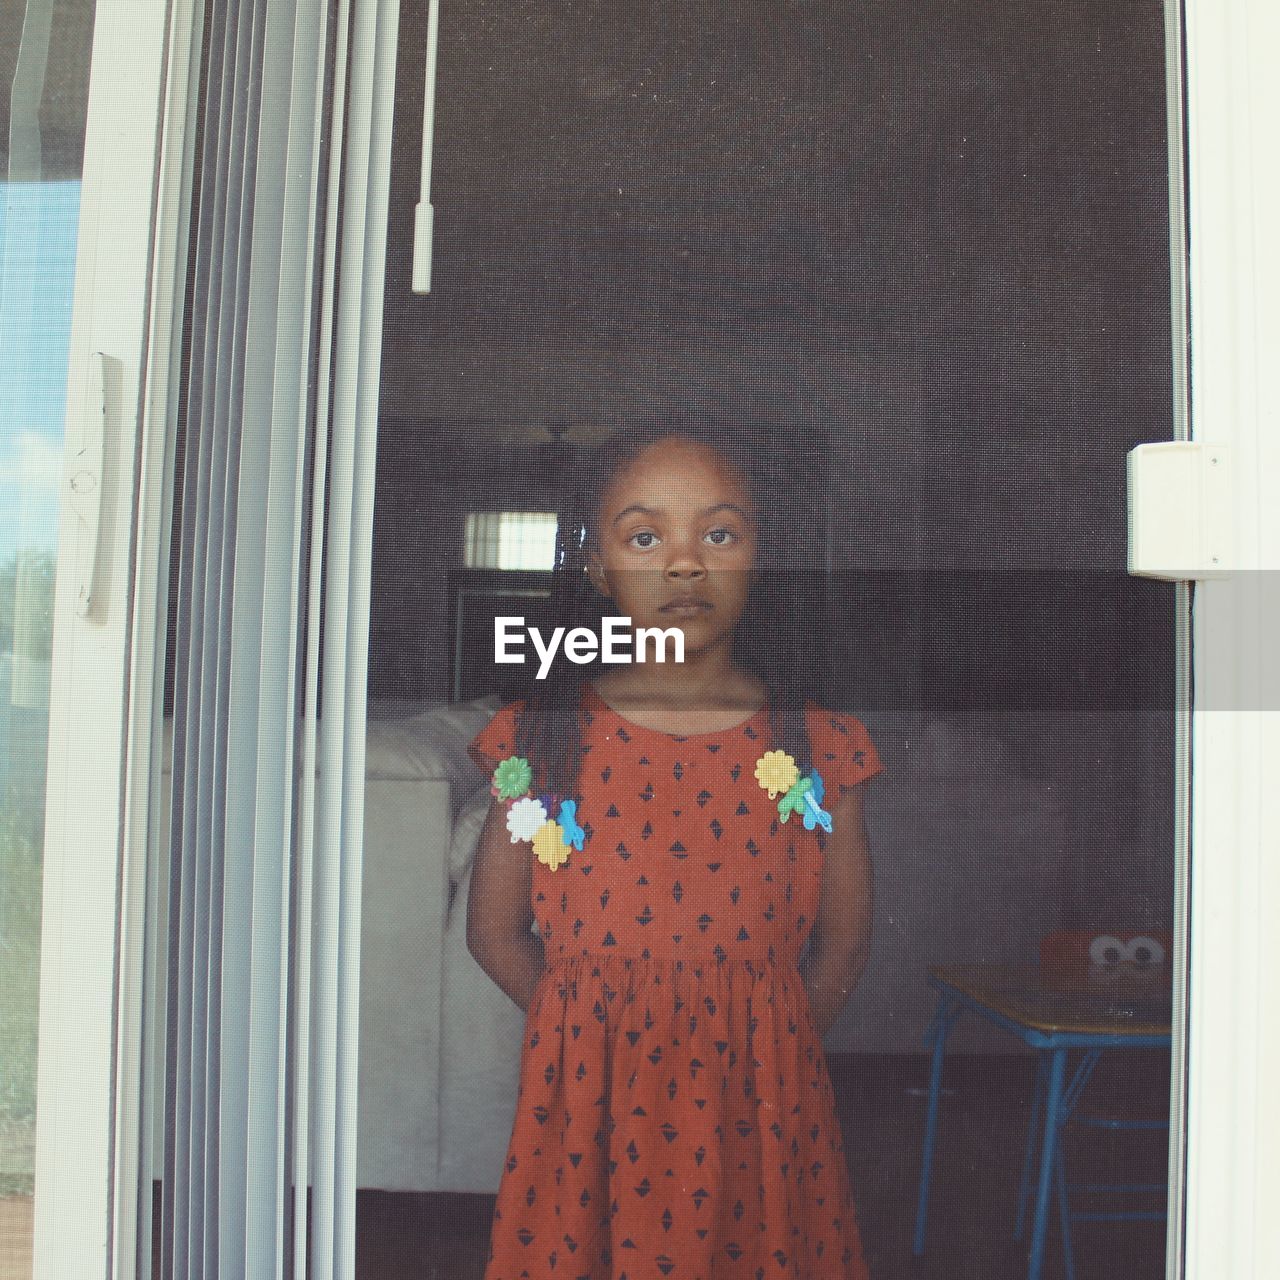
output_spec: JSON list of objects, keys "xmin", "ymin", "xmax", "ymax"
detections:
[{"xmin": 911, "ymin": 963, "xmax": 1172, "ymax": 1280}]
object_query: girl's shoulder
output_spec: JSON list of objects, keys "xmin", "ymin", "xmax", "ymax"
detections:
[
  {"xmin": 800, "ymin": 696, "xmax": 872, "ymax": 735},
  {"xmin": 800, "ymin": 698, "xmax": 886, "ymax": 794},
  {"xmin": 466, "ymin": 695, "xmax": 530, "ymax": 776}
]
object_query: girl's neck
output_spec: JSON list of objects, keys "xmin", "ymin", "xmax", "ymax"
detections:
[{"xmin": 591, "ymin": 655, "xmax": 767, "ymax": 716}]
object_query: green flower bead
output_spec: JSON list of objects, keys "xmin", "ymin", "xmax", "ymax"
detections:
[
  {"xmin": 777, "ymin": 776, "xmax": 813, "ymax": 824},
  {"xmin": 492, "ymin": 755, "xmax": 533, "ymax": 800}
]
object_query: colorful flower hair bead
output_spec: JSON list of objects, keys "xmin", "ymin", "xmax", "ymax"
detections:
[
  {"xmin": 506, "ymin": 795, "xmax": 548, "ymax": 843},
  {"xmin": 778, "ymin": 770, "xmax": 832, "ymax": 833},
  {"xmin": 557, "ymin": 799, "xmax": 585, "ymax": 851},
  {"xmin": 491, "ymin": 753, "xmax": 585, "ymax": 866},
  {"xmin": 755, "ymin": 749, "xmax": 799, "ymax": 799},
  {"xmin": 533, "ymin": 821, "xmax": 570, "ymax": 871},
  {"xmin": 492, "ymin": 754, "xmax": 533, "ymax": 800}
]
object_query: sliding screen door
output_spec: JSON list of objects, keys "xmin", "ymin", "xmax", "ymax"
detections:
[{"xmin": 0, "ymin": 0, "xmax": 175, "ymax": 1276}]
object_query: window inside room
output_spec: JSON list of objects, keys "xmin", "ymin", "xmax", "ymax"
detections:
[{"xmin": 463, "ymin": 511, "xmax": 560, "ymax": 571}]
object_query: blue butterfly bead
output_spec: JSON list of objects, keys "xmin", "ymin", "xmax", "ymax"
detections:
[
  {"xmin": 801, "ymin": 770, "xmax": 832, "ymax": 833},
  {"xmin": 557, "ymin": 799, "xmax": 586, "ymax": 850}
]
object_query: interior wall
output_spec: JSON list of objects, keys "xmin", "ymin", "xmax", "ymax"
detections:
[{"xmin": 370, "ymin": 0, "xmax": 1177, "ymax": 1047}]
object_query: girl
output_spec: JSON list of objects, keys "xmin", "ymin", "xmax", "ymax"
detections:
[{"xmin": 466, "ymin": 419, "xmax": 884, "ymax": 1279}]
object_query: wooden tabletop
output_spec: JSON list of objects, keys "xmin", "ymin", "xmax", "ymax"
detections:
[{"xmin": 929, "ymin": 962, "xmax": 1173, "ymax": 1038}]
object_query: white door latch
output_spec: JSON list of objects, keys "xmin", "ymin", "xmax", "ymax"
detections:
[{"xmin": 1127, "ymin": 441, "xmax": 1234, "ymax": 581}]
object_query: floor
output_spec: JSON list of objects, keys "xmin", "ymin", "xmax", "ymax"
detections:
[
  {"xmin": 6, "ymin": 1052, "xmax": 1170, "ymax": 1279},
  {"xmin": 0, "ymin": 1198, "xmax": 33, "ymax": 1280},
  {"xmin": 354, "ymin": 1052, "xmax": 1171, "ymax": 1280}
]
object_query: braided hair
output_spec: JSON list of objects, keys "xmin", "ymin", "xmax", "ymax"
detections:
[{"xmin": 509, "ymin": 413, "xmax": 829, "ymax": 806}]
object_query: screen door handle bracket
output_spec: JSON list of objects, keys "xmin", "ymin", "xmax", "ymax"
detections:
[{"xmin": 1127, "ymin": 441, "xmax": 1235, "ymax": 581}]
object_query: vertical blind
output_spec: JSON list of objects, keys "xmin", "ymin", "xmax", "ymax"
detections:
[{"xmin": 153, "ymin": 0, "xmax": 399, "ymax": 1271}]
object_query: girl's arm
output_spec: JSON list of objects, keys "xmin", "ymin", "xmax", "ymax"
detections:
[
  {"xmin": 466, "ymin": 796, "xmax": 545, "ymax": 1011},
  {"xmin": 798, "ymin": 780, "xmax": 874, "ymax": 1040}
]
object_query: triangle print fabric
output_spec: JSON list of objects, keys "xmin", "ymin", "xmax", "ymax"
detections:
[{"xmin": 466, "ymin": 686, "xmax": 885, "ymax": 1279}]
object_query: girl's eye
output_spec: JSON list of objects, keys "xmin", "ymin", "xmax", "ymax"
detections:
[{"xmin": 626, "ymin": 527, "xmax": 740, "ymax": 550}]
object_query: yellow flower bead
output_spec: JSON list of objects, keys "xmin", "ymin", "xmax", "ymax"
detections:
[
  {"xmin": 533, "ymin": 820, "xmax": 570, "ymax": 871},
  {"xmin": 755, "ymin": 749, "xmax": 799, "ymax": 799}
]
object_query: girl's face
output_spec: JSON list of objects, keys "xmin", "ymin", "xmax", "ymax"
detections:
[{"xmin": 585, "ymin": 435, "xmax": 759, "ymax": 654}]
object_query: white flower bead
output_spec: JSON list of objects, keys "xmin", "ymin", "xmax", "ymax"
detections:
[{"xmin": 506, "ymin": 796, "xmax": 548, "ymax": 843}]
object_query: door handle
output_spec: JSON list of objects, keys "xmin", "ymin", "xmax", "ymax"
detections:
[{"xmin": 1127, "ymin": 441, "xmax": 1234, "ymax": 580}]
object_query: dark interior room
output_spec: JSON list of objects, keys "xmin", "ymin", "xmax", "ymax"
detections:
[{"xmin": 350, "ymin": 1, "xmax": 1178, "ymax": 1275}]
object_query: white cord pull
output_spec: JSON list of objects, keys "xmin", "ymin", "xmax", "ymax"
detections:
[
  {"xmin": 412, "ymin": 202, "xmax": 434, "ymax": 293},
  {"xmin": 412, "ymin": 0, "xmax": 441, "ymax": 293}
]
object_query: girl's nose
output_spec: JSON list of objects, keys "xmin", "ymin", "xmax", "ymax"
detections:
[
  {"xmin": 663, "ymin": 533, "xmax": 707, "ymax": 578},
  {"xmin": 664, "ymin": 560, "xmax": 707, "ymax": 581}
]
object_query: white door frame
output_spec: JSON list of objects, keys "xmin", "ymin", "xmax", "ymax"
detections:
[
  {"xmin": 1181, "ymin": 0, "xmax": 1280, "ymax": 1275},
  {"xmin": 29, "ymin": 0, "xmax": 188, "ymax": 1275}
]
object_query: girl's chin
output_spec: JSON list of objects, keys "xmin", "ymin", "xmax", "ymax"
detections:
[{"xmin": 639, "ymin": 617, "xmax": 723, "ymax": 659}]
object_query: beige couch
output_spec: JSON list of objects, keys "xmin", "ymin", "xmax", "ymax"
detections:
[
  {"xmin": 154, "ymin": 693, "xmax": 528, "ymax": 1193},
  {"xmin": 353, "ymin": 694, "xmax": 520, "ymax": 1192}
]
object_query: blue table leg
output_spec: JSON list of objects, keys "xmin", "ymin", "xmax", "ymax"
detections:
[
  {"xmin": 1015, "ymin": 1053, "xmax": 1049, "ymax": 1240},
  {"xmin": 1054, "ymin": 1134, "xmax": 1077, "ymax": 1280},
  {"xmin": 912, "ymin": 992, "xmax": 961, "ymax": 1255},
  {"xmin": 1027, "ymin": 1047, "xmax": 1068, "ymax": 1280}
]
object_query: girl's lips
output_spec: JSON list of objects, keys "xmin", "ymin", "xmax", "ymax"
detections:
[{"xmin": 660, "ymin": 601, "xmax": 713, "ymax": 616}]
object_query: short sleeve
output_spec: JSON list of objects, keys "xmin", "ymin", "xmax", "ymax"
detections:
[
  {"xmin": 466, "ymin": 697, "xmax": 528, "ymax": 777},
  {"xmin": 807, "ymin": 704, "xmax": 885, "ymax": 795}
]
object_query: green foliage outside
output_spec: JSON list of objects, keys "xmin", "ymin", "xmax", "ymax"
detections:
[
  {"xmin": 0, "ymin": 778, "xmax": 42, "ymax": 1196},
  {"xmin": 0, "ymin": 547, "xmax": 57, "ymax": 1197},
  {"xmin": 0, "ymin": 549, "xmax": 56, "ymax": 663}
]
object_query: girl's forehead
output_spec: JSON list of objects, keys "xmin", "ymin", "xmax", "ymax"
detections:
[{"xmin": 600, "ymin": 438, "xmax": 753, "ymax": 508}]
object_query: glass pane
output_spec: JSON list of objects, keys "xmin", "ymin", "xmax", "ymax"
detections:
[
  {"xmin": 361, "ymin": 2, "xmax": 1178, "ymax": 1277},
  {"xmin": 0, "ymin": 0, "xmax": 97, "ymax": 1274}
]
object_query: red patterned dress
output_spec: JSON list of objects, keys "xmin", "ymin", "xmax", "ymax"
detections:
[{"xmin": 466, "ymin": 682, "xmax": 885, "ymax": 1279}]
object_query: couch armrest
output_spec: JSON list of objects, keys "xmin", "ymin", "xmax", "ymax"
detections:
[
  {"xmin": 436, "ymin": 860, "xmax": 527, "ymax": 1191},
  {"xmin": 357, "ymin": 777, "xmax": 453, "ymax": 1189}
]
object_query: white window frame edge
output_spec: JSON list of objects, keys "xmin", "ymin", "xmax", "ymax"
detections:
[
  {"xmin": 29, "ymin": 0, "xmax": 179, "ymax": 1276},
  {"xmin": 1181, "ymin": 1, "xmax": 1280, "ymax": 1278}
]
